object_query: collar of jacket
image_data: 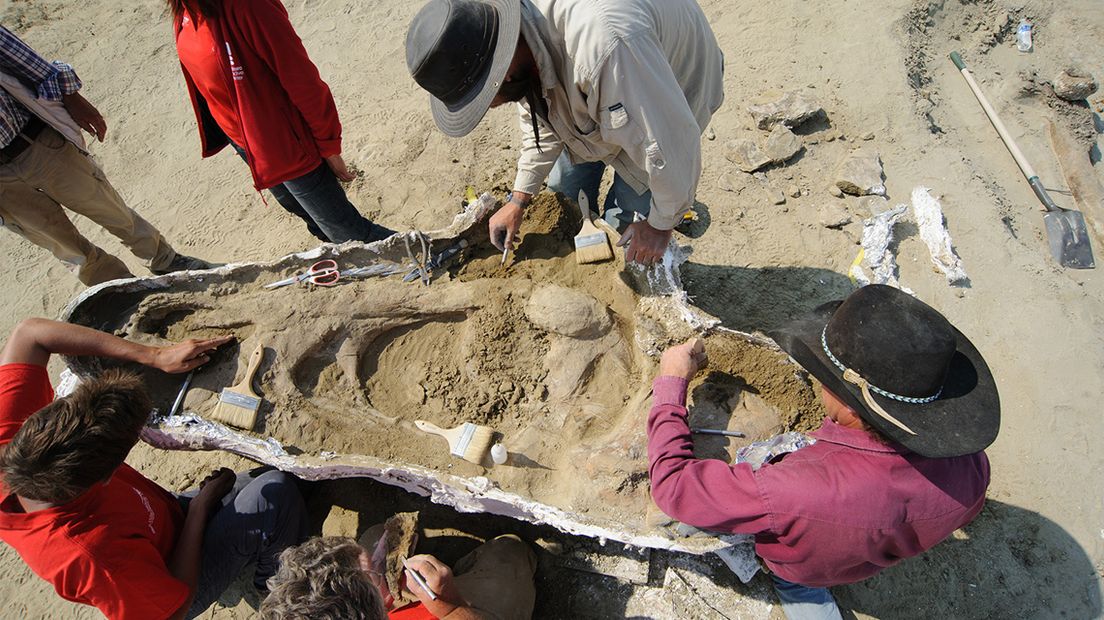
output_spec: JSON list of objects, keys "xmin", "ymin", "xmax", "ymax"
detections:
[
  {"xmin": 810, "ymin": 417, "xmax": 912, "ymax": 455},
  {"xmin": 519, "ymin": 0, "xmax": 564, "ymax": 98}
]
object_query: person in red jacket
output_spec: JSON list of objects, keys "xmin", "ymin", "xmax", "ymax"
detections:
[
  {"xmin": 0, "ymin": 318, "xmax": 308, "ymax": 620},
  {"xmin": 170, "ymin": 0, "xmax": 395, "ymax": 245},
  {"xmin": 647, "ymin": 285, "xmax": 999, "ymax": 619}
]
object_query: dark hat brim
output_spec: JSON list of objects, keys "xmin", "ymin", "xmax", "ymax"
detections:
[
  {"xmin": 428, "ymin": 0, "xmax": 521, "ymax": 137},
  {"xmin": 769, "ymin": 299, "xmax": 1000, "ymax": 458}
]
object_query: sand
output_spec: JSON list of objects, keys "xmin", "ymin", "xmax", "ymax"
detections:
[
  {"xmin": 2, "ymin": 0, "xmax": 1103, "ymax": 617},
  {"xmin": 69, "ymin": 193, "xmax": 817, "ymax": 535}
]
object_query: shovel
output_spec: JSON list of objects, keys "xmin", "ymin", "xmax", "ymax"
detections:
[{"xmin": 950, "ymin": 52, "xmax": 1095, "ymax": 269}]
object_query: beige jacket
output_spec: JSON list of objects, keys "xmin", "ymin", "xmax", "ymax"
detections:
[{"xmin": 513, "ymin": 0, "xmax": 724, "ymax": 230}]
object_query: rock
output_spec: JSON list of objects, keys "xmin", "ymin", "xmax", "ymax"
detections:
[
  {"xmin": 717, "ymin": 173, "xmax": 743, "ymax": 193},
  {"xmin": 704, "ymin": 126, "xmax": 716, "ymax": 141},
  {"xmin": 747, "ymin": 91, "xmax": 824, "ymax": 130},
  {"xmin": 725, "ymin": 138, "xmax": 771, "ymax": 173},
  {"xmin": 828, "ymin": 184, "xmax": 844, "ymax": 198},
  {"xmin": 862, "ymin": 132, "xmax": 876, "ymax": 141},
  {"xmin": 861, "ymin": 195, "xmax": 892, "ymax": 216},
  {"xmin": 819, "ymin": 203, "xmax": 852, "ymax": 229},
  {"xmin": 1052, "ymin": 67, "xmax": 1099, "ymax": 101},
  {"xmin": 766, "ymin": 188, "xmax": 786, "ymax": 205},
  {"xmin": 787, "ymin": 184, "xmax": 802, "ymax": 198},
  {"xmin": 835, "ymin": 150, "xmax": 886, "ymax": 196},
  {"xmin": 763, "ymin": 125, "xmax": 804, "ymax": 163},
  {"xmin": 525, "ymin": 285, "xmax": 611, "ymax": 338}
]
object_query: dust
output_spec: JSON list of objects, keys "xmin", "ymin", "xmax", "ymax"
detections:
[{"xmin": 91, "ymin": 192, "xmax": 818, "ymax": 533}]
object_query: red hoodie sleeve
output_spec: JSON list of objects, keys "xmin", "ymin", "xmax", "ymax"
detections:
[
  {"xmin": 647, "ymin": 375, "xmax": 776, "ymax": 534},
  {"xmin": 233, "ymin": 0, "xmax": 342, "ymax": 157}
]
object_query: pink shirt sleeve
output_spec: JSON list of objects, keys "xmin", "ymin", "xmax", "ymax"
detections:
[{"xmin": 646, "ymin": 376, "xmax": 775, "ymax": 534}]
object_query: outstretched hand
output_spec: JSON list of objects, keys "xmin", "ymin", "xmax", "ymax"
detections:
[
  {"xmin": 148, "ymin": 335, "xmax": 234, "ymax": 374},
  {"xmin": 659, "ymin": 337, "xmax": 707, "ymax": 381}
]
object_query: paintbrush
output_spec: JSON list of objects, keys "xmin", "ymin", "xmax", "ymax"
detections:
[
  {"xmin": 691, "ymin": 428, "xmax": 746, "ymax": 438},
  {"xmin": 573, "ymin": 190, "xmax": 613, "ymax": 264},
  {"xmin": 413, "ymin": 420, "xmax": 495, "ymax": 464},
  {"xmin": 403, "ymin": 561, "xmax": 438, "ymax": 601},
  {"xmin": 209, "ymin": 342, "xmax": 265, "ymax": 430}
]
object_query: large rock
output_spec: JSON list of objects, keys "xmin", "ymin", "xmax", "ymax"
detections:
[
  {"xmin": 763, "ymin": 125, "xmax": 804, "ymax": 163},
  {"xmin": 525, "ymin": 284, "xmax": 611, "ymax": 338},
  {"xmin": 835, "ymin": 150, "xmax": 886, "ymax": 196},
  {"xmin": 1053, "ymin": 67, "xmax": 1099, "ymax": 101},
  {"xmin": 725, "ymin": 138, "xmax": 771, "ymax": 172},
  {"xmin": 747, "ymin": 91, "xmax": 823, "ymax": 130}
]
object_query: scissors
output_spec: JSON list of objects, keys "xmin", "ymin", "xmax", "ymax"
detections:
[{"xmin": 264, "ymin": 259, "xmax": 340, "ymax": 289}]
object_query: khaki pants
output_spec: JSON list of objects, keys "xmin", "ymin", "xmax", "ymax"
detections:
[{"xmin": 0, "ymin": 126, "xmax": 175, "ymax": 285}]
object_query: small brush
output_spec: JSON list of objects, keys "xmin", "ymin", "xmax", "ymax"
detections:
[
  {"xmin": 403, "ymin": 561, "xmax": 438, "ymax": 601},
  {"xmin": 209, "ymin": 342, "xmax": 265, "ymax": 430},
  {"xmin": 573, "ymin": 190, "xmax": 613, "ymax": 264},
  {"xmin": 413, "ymin": 420, "xmax": 495, "ymax": 464},
  {"xmin": 500, "ymin": 244, "xmax": 509, "ymax": 266}
]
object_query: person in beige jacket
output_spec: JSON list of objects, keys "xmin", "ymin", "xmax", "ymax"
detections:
[
  {"xmin": 406, "ymin": 0, "xmax": 724, "ymax": 265},
  {"xmin": 0, "ymin": 26, "xmax": 209, "ymax": 286}
]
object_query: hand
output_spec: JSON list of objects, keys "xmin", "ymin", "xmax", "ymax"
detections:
[
  {"xmin": 191, "ymin": 468, "xmax": 235, "ymax": 515},
  {"xmin": 616, "ymin": 220, "xmax": 673, "ymax": 265},
  {"xmin": 325, "ymin": 154, "xmax": 356, "ymax": 182},
  {"xmin": 403, "ymin": 555, "xmax": 465, "ymax": 616},
  {"xmin": 148, "ymin": 335, "xmax": 234, "ymax": 374},
  {"xmin": 61, "ymin": 93, "xmax": 107, "ymax": 142},
  {"xmin": 488, "ymin": 199, "xmax": 525, "ymax": 253},
  {"xmin": 659, "ymin": 337, "xmax": 707, "ymax": 381}
]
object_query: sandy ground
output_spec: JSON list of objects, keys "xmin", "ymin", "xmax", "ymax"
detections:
[{"xmin": 1, "ymin": 0, "xmax": 1103, "ymax": 618}]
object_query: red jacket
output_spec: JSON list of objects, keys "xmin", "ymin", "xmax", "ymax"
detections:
[{"xmin": 174, "ymin": 0, "xmax": 342, "ymax": 190}]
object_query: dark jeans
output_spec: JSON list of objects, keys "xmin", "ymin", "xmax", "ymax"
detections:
[
  {"xmin": 231, "ymin": 144, "xmax": 395, "ymax": 244},
  {"xmin": 177, "ymin": 468, "xmax": 308, "ymax": 619}
]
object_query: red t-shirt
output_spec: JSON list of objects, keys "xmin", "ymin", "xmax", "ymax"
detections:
[
  {"xmin": 0, "ymin": 364, "xmax": 189, "ymax": 620},
  {"xmin": 175, "ymin": 9, "xmax": 247, "ymax": 147},
  {"xmin": 390, "ymin": 601, "xmax": 436, "ymax": 620}
]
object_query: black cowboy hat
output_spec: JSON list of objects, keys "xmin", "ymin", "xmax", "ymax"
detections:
[
  {"xmin": 406, "ymin": 0, "xmax": 521, "ymax": 137},
  {"xmin": 768, "ymin": 285, "xmax": 999, "ymax": 458}
]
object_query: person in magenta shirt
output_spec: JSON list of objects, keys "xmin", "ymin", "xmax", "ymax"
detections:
[
  {"xmin": 648, "ymin": 285, "xmax": 999, "ymax": 619},
  {"xmin": 169, "ymin": 0, "xmax": 395, "ymax": 245},
  {"xmin": 0, "ymin": 319, "xmax": 308, "ymax": 619}
]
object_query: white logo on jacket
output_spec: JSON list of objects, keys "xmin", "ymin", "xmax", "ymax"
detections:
[{"xmin": 225, "ymin": 42, "xmax": 245, "ymax": 81}]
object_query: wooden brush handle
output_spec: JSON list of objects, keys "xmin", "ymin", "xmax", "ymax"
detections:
[
  {"xmin": 414, "ymin": 420, "xmax": 447, "ymax": 437},
  {"xmin": 237, "ymin": 342, "xmax": 265, "ymax": 394}
]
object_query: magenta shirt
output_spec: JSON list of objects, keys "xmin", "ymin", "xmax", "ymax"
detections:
[{"xmin": 647, "ymin": 376, "xmax": 990, "ymax": 587}]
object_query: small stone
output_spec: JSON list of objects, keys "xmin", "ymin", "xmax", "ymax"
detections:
[
  {"xmin": 862, "ymin": 132, "xmax": 876, "ymax": 141},
  {"xmin": 717, "ymin": 173, "xmax": 743, "ymax": 193},
  {"xmin": 704, "ymin": 126, "xmax": 716, "ymax": 141},
  {"xmin": 1052, "ymin": 67, "xmax": 1099, "ymax": 101},
  {"xmin": 787, "ymin": 184, "xmax": 802, "ymax": 198},
  {"xmin": 835, "ymin": 150, "xmax": 886, "ymax": 196},
  {"xmin": 767, "ymin": 188, "xmax": 786, "ymax": 205},
  {"xmin": 747, "ymin": 90, "xmax": 824, "ymax": 130},
  {"xmin": 828, "ymin": 184, "xmax": 844, "ymax": 198},
  {"xmin": 725, "ymin": 138, "xmax": 771, "ymax": 173},
  {"xmin": 763, "ymin": 125, "xmax": 804, "ymax": 164},
  {"xmin": 819, "ymin": 203, "xmax": 852, "ymax": 229}
]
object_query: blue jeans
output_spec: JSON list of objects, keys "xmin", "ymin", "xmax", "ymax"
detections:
[
  {"xmin": 179, "ymin": 468, "xmax": 309, "ymax": 618},
  {"xmin": 231, "ymin": 145, "xmax": 394, "ymax": 244},
  {"xmin": 771, "ymin": 575, "xmax": 843, "ymax": 620},
  {"xmin": 545, "ymin": 151, "xmax": 652, "ymax": 232}
]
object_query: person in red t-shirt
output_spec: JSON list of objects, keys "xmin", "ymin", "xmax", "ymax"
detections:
[
  {"xmin": 259, "ymin": 531, "xmax": 537, "ymax": 620},
  {"xmin": 0, "ymin": 318, "xmax": 308, "ymax": 620},
  {"xmin": 168, "ymin": 0, "xmax": 396, "ymax": 246}
]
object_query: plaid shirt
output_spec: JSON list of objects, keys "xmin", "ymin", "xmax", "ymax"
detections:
[{"xmin": 0, "ymin": 25, "xmax": 82, "ymax": 148}]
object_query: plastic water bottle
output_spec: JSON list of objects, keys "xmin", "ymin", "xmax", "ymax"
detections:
[{"xmin": 1016, "ymin": 20, "xmax": 1033, "ymax": 52}]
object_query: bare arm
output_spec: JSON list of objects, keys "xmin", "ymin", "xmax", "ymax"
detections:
[
  {"xmin": 0, "ymin": 318, "xmax": 231, "ymax": 372},
  {"xmin": 166, "ymin": 469, "xmax": 236, "ymax": 620}
]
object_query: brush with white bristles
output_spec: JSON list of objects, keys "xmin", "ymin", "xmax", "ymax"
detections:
[
  {"xmin": 573, "ymin": 190, "xmax": 613, "ymax": 264},
  {"xmin": 414, "ymin": 420, "xmax": 495, "ymax": 464}
]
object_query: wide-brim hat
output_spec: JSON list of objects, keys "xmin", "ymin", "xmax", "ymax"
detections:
[
  {"xmin": 768, "ymin": 284, "xmax": 999, "ymax": 458},
  {"xmin": 406, "ymin": 0, "xmax": 521, "ymax": 137}
]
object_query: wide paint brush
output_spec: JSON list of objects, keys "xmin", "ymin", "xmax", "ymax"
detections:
[{"xmin": 209, "ymin": 342, "xmax": 265, "ymax": 430}]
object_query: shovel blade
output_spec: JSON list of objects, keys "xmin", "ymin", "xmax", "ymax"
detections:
[{"xmin": 1044, "ymin": 210, "xmax": 1095, "ymax": 269}]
